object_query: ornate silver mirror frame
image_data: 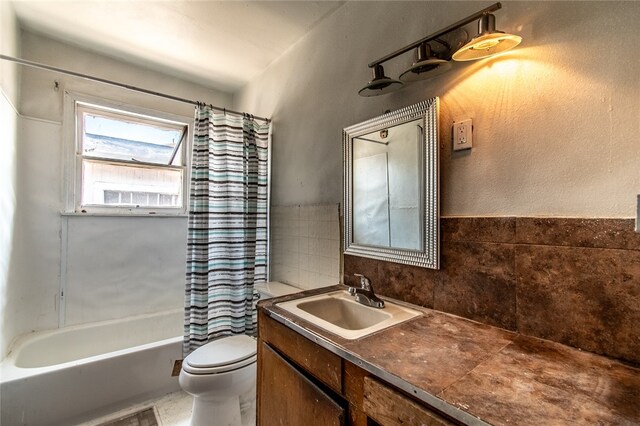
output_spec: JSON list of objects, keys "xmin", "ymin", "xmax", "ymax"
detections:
[{"xmin": 343, "ymin": 97, "xmax": 439, "ymax": 269}]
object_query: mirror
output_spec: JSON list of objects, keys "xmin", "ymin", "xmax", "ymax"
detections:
[{"xmin": 343, "ymin": 98, "xmax": 439, "ymax": 269}]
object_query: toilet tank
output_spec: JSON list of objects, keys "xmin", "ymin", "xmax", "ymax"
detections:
[{"xmin": 254, "ymin": 282, "xmax": 301, "ymax": 300}]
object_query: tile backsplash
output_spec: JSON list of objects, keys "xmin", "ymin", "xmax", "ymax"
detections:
[
  {"xmin": 270, "ymin": 204, "xmax": 341, "ymax": 290},
  {"xmin": 344, "ymin": 217, "xmax": 640, "ymax": 366}
]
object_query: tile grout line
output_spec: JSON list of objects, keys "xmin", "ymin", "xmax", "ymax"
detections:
[{"xmin": 435, "ymin": 339, "xmax": 515, "ymax": 400}]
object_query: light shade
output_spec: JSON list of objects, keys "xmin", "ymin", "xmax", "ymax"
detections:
[
  {"xmin": 452, "ymin": 14, "xmax": 522, "ymax": 61},
  {"xmin": 399, "ymin": 43, "xmax": 451, "ymax": 82},
  {"xmin": 358, "ymin": 64, "xmax": 404, "ymax": 97}
]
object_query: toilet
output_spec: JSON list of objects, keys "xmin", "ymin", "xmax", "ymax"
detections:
[
  {"xmin": 254, "ymin": 281, "xmax": 301, "ymax": 301},
  {"xmin": 179, "ymin": 335, "xmax": 257, "ymax": 426},
  {"xmin": 180, "ymin": 282, "xmax": 300, "ymax": 426}
]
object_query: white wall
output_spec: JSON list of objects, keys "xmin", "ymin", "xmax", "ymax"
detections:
[
  {"xmin": 3, "ymin": 30, "xmax": 233, "ymax": 356},
  {"xmin": 234, "ymin": 1, "xmax": 640, "ymax": 218},
  {"xmin": 0, "ymin": 1, "xmax": 20, "ymax": 359}
]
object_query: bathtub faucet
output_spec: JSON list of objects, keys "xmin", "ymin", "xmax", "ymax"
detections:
[{"xmin": 348, "ymin": 274, "xmax": 385, "ymax": 309}]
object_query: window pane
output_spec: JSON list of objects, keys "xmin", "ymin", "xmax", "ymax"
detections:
[
  {"xmin": 82, "ymin": 160, "xmax": 182, "ymax": 208},
  {"xmin": 160, "ymin": 194, "xmax": 173, "ymax": 206},
  {"xmin": 82, "ymin": 111, "xmax": 184, "ymax": 165},
  {"xmin": 104, "ymin": 190, "xmax": 119, "ymax": 204}
]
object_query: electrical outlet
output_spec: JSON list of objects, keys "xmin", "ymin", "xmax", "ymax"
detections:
[{"xmin": 452, "ymin": 119, "xmax": 473, "ymax": 151}]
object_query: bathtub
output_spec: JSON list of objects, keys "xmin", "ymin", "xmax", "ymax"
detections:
[{"xmin": 0, "ymin": 309, "xmax": 183, "ymax": 426}]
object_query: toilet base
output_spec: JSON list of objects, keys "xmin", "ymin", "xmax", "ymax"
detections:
[
  {"xmin": 189, "ymin": 384, "xmax": 256, "ymax": 426},
  {"xmin": 239, "ymin": 383, "xmax": 256, "ymax": 426},
  {"xmin": 191, "ymin": 396, "xmax": 240, "ymax": 426}
]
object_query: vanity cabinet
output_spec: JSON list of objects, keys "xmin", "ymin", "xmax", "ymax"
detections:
[{"xmin": 257, "ymin": 310, "xmax": 461, "ymax": 426}]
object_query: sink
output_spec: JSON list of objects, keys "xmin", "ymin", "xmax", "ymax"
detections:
[{"xmin": 276, "ymin": 290, "xmax": 421, "ymax": 339}]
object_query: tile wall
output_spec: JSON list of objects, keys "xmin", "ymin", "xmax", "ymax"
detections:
[
  {"xmin": 344, "ymin": 217, "xmax": 640, "ymax": 366},
  {"xmin": 270, "ymin": 204, "xmax": 341, "ymax": 290}
]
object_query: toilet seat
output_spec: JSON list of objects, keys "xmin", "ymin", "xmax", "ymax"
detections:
[{"xmin": 183, "ymin": 335, "xmax": 257, "ymax": 375}]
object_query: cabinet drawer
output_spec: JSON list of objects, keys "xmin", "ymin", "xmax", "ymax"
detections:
[
  {"xmin": 363, "ymin": 377, "xmax": 456, "ymax": 426},
  {"xmin": 258, "ymin": 309, "xmax": 342, "ymax": 393}
]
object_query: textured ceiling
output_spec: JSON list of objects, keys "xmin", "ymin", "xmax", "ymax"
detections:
[{"xmin": 11, "ymin": 0, "xmax": 345, "ymax": 93}]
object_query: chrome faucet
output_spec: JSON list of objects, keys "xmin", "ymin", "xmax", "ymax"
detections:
[{"xmin": 348, "ymin": 274, "xmax": 385, "ymax": 309}]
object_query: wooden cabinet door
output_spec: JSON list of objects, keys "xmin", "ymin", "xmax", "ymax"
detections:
[{"xmin": 258, "ymin": 342, "xmax": 345, "ymax": 426}]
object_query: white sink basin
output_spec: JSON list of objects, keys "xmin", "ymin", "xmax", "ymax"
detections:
[{"xmin": 276, "ymin": 290, "xmax": 421, "ymax": 339}]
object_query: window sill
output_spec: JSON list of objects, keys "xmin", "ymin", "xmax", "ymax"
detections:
[{"xmin": 60, "ymin": 211, "xmax": 188, "ymax": 218}]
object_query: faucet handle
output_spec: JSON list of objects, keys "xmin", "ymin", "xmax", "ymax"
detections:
[{"xmin": 353, "ymin": 273, "xmax": 371, "ymax": 290}]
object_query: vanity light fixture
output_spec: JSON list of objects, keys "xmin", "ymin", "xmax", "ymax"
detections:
[
  {"xmin": 358, "ymin": 64, "xmax": 404, "ymax": 97},
  {"xmin": 358, "ymin": 2, "xmax": 522, "ymax": 97},
  {"xmin": 452, "ymin": 14, "xmax": 522, "ymax": 61},
  {"xmin": 399, "ymin": 43, "xmax": 451, "ymax": 82}
]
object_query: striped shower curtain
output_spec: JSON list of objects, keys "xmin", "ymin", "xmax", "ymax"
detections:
[{"xmin": 184, "ymin": 106, "xmax": 271, "ymax": 355}]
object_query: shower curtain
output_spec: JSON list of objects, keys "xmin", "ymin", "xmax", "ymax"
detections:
[{"xmin": 184, "ymin": 106, "xmax": 271, "ymax": 355}]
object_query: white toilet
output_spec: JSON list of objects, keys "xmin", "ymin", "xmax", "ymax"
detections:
[
  {"xmin": 180, "ymin": 282, "xmax": 301, "ymax": 426},
  {"xmin": 180, "ymin": 335, "xmax": 257, "ymax": 426}
]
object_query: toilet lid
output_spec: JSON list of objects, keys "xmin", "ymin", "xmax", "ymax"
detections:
[{"xmin": 184, "ymin": 335, "xmax": 257, "ymax": 374}]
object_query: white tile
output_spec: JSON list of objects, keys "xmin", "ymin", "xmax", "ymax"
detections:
[
  {"xmin": 322, "ymin": 205, "xmax": 333, "ymax": 222},
  {"xmin": 299, "ymin": 205, "xmax": 313, "ymax": 221},
  {"xmin": 308, "ymin": 238, "xmax": 320, "ymax": 256},
  {"xmin": 271, "ymin": 205, "xmax": 286, "ymax": 216},
  {"xmin": 283, "ymin": 250, "xmax": 299, "ymax": 268},
  {"xmin": 283, "ymin": 219, "xmax": 299, "ymax": 237},
  {"xmin": 299, "ymin": 220, "xmax": 309, "ymax": 237},
  {"xmin": 299, "ymin": 254, "xmax": 310, "ymax": 271},
  {"xmin": 270, "ymin": 259, "xmax": 282, "ymax": 269},
  {"xmin": 274, "ymin": 251, "xmax": 287, "ymax": 265},
  {"xmin": 329, "ymin": 239, "xmax": 341, "ymax": 260},
  {"xmin": 320, "ymin": 204, "xmax": 339, "ymax": 222},
  {"xmin": 328, "ymin": 257, "xmax": 340, "ymax": 277},
  {"xmin": 271, "ymin": 242, "xmax": 283, "ymax": 255},
  {"xmin": 281, "ymin": 205, "xmax": 299, "ymax": 220},
  {"xmin": 270, "ymin": 225, "xmax": 283, "ymax": 238},
  {"xmin": 298, "ymin": 270, "xmax": 310, "ymax": 289},
  {"xmin": 308, "ymin": 221, "xmax": 322, "ymax": 238},
  {"xmin": 319, "ymin": 256, "xmax": 333, "ymax": 273},
  {"xmin": 283, "ymin": 236, "xmax": 299, "ymax": 253},
  {"xmin": 306, "ymin": 205, "xmax": 318, "ymax": 222},
  {"xmin": 320, "ymin": 274, "xmax": 338, "ymax": 287},
  {"xmin": 308, "ymin": 256, "xmax": 320, "ymax": 273},
  {"xmin": 316, "ymin": 220, "xmax": 327, "ymax": 238},
  {"xmin": 318, "ymin": 239, "xmax": 332, "ymax": 257},
  {"xmin": 270, "ymin": 264, "xmax": 285, "ymax": 282},
  {"xmin": 329, "ymin": 219, "xmax": 341, "ymax": 241},
  {"xmin": 308, "ymin": 272, "xmax": 321, "ymax": 289},
  {"xmin": 298, "ymin": 237, "xmax": 309, "ymax": 254},
  {"xmin": 281, "ymin": 266, "xmax": 299, "ymax": 286}
]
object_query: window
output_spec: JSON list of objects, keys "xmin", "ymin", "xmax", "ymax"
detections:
[{"xmin": 64, "ymin": 94, "xmax": 191, "ymax": 215}]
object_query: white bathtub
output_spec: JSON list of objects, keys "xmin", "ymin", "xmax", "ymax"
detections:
[{"xmin": 0, "ymin": 309, "xmax": 183, "ymax": 425}]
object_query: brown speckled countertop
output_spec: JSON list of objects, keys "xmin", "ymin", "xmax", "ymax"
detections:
[{"xmin": 259, "ymin": 285, "xmax": 640, "ymax": 426}]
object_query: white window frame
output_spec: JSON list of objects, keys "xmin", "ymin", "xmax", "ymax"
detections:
[{"xmin": 63, "ymin": 92, "xmax": 192, "ymax": 215}]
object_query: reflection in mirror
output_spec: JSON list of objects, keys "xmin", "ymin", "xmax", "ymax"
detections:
[
  {"xmin": 352, "ymin": 118, "xmax": 422, "ymax": 250},
  {"xmin": 343, "ymin": 98, "xmax": 439, "ymax": 269}
]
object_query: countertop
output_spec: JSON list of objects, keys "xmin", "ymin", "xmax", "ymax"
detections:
[{"xmin": 258, "ymin": 285, "xmax": 640, "ymax": 426}]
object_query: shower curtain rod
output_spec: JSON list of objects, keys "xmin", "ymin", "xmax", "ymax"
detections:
[{"xmin": 0, "ymin": 54, "xmax": 271, "ymax": 123}]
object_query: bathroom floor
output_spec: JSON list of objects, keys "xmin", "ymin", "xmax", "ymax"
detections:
[{"xmin": 80, "ymin": 391, "xmax": 194, "ymax": 426}]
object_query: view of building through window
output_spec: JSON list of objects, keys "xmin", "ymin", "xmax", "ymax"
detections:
[{"xmin": 77, "ymin": 103, "xmax": 187, "ymax": 210}]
